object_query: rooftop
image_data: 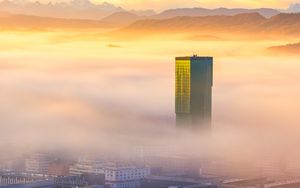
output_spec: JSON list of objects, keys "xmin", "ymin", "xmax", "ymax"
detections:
[{"xmin": 176, "ymin": 55, "xmax": 213, "ymax": 61}]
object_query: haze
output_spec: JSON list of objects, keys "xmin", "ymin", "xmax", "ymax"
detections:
[{"xmin": 1, "ymin": 1, "xmax": 300, "ymax": 179}]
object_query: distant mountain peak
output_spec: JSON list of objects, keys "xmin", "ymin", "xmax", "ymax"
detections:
[
  {"xmin": 130, "ymin": 9, "xmax": 156, "ymax": 16},
  {"xmin": 288, "ymin": 3, "xmax": 300, "ymax": 12},
  {"xmin": 101, "ymin": 11, "xmax": 142, "ymax": 25},
  {"xmin": 102, "ymin": 1, "xmax": 114, "ymax": 6},
  {"xmin": 33, "ymin": 1, "xmax": 42, "ymax": 5},
  {"xmin": 69, "ymin": 0, "xmax": 94, "ymax": 9},
  {"xmin": 11, "ymin": 0, "xmax": 29, "ymax": 5},
  {"xmin": 70, "ymin": 0, "xmax": 92, "ymax": 5},
  {"xmin": 100, "ymin": 1, "xmax": 122, "ymax": 9},
  {"xmin": 0, "ymin": 0, "xmax": 13, "ymax": 4},
  {"xmin": 154, "ymin": 7, "xmax": 279, "ymax": 19},
  {"xmin": 47, "ymin": 2, "xmax": 53, "ymax": 6},
  {"xmin": 289, "ymin": 3, "xmax": 300, "ymax": 8},
  {"xmin": 0, "ymin": 0, "xmax": 125, "ymax": 20}
]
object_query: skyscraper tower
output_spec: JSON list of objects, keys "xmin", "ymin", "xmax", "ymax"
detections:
[{"xmin": 175, "ymin": 55, "xmax": 213, "ymax": 130}]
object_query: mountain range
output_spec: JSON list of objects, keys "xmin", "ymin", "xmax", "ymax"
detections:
[
  {"xmin": 0, "ymin": 0, "xmax": 300, "ymax": 37},
  {"xmin": 1, "ymin": 0, "xmax": 300, "ymax": 22},
  {"xmin": 101, "ymin": 11, "xmax": 144, "ymax": 26},
  {"xmin": 153, "ymin": 8, "xmax": 280, "ymax": 19},
  {"xmin": 0, "ymin": 0, "xmax": 124, "ymax": 20},
  {"xmin": 1, "ymin": 8, "xmax": 300, "ymax": 39},
  {"xmin": 0, "ymin": 10, "xmax": 111, "ymax": 29},
  {"xmin": 269, "ymin": 42, "xmax": 300, "ymax": 54},
  {"xmin": 121, "ymin": 13, "xmax": 300, "ymax": 37},
  {"xmin": 288, "ymin": 3, "xmax": 300, "ymax": 12}
]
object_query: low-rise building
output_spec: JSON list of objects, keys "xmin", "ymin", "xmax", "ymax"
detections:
[
  {"xmin": 53, "ymin": 174, "xmax": 105, "ymax": 188},
  {"xmin": 25, "ymin": 154, "xmax": 50, "ymax": 175},
  {"xmin": 103, "ymin": 163, "xmax": 150, "ymax": 188},
  {"xmin": 48, "ymin": 162, "xmax": 70, "ymax": 176},
  {"xmin": 69, "ymin": 159, "xmax": 103, "ymax": 176},
  {"xmin": 0, "ymin": 174, "xmax": 54, "ymax": 188}
]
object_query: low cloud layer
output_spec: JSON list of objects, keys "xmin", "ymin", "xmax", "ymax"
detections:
[{"xmin": 1, "ymin": 33, "xmax": 300, "ymax": 177}]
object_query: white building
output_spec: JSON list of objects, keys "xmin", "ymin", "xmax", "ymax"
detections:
[
  {"xmin": 25, "ymin": 153, "xmax": 51, "ymax": 174},
  {"xmin": 103, "ymin": 163, "xmax": 151, "ymax": 188},
  {"xmin": 69, "ymin": 159, "xmax": 151, "ymax": 188},
  {"xmin": 69, "ymin": 158, "xmax": 104, "ymax": 175}
]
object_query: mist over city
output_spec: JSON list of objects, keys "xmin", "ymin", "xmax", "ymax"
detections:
[{"xmin": 1, "ymin": 0, "xmax": 300, "ymax": 188}]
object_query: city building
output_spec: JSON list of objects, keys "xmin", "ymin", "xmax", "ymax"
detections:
[
  {"xmin": 48, "ymin": 162, "xmax": 70, "ymax": 176},
  {"xmin": 0, "ymin": 173, "xmax": 106, "ymax": 188},
  {"xmin": 25, "ymin": 154, "xmax": 51, "ymax": 175},
  {"xmin": 0, "ymin": 175, "xmax": 37, "ymax": 185},
  {"xmin": 69, "ymin": 159, "xmax": 150, "ymax": 188},
  {"xmin": 69, "ymin": 159, "xmax": 103, "ymax": 176},
  {"xmin": 0, "ymin": 174, "xmax": 54, "ymax": 188},
  {"xmin": 53, "ymin": 174, "xmax": 105, "ymax": 188},
  {"xmin": 175, "ymin": 55, "xmax": 213, "ymax": 130},
  {"xmin": 103, "ymin": 162, "xmax": 150, "ymax": 188}
]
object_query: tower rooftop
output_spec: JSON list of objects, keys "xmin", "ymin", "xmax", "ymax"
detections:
[{"xmin": 176, "ymin": 55, "xmax": 213, "ymax": 61}]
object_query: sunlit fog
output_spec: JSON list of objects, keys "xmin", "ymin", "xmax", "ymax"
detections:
[{"xmin": 1, "ymin": 3, "xmax": 300, "ymax": 187}]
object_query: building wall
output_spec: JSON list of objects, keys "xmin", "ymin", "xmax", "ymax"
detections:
[
  {"xmin": 0, "ymin": 176, "xmax": 53, "ymax": 188},
  {"xmin": 104, "ymin": 167, "xmax": 150, "ymax": 182},
  {"xmin": 175, "ymin": 56, "xmax": 213, "ymax": 130},
  {"xmin": 48, "ymin": 163, "xmax": 70, "ymax": 176},
  {"xmin": 0, "ymin": 176, "xmax": 32, "ymax": 185},
  {"xmin": 190, "ymin": 57, "xmax": 213, "ymax": 128},
  {"xmin": 69, "ymin": 159, "xmax": 103, "ymax": 175},
  {"xmin": 106, "ymin": 180, "xmax": 140, "ymax": 188},
  {"xmin": 104, "ymin": 166, "xmax": 150, "ymax": 188},
  {"xmin": 175, "ymin": 59, "xmax": 191, "ymax": 115},
  {"xmin": 25, "ymin": 154, "xmax": 50, "ymax": 174}
]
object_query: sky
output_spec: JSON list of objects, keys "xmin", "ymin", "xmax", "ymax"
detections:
[{"xmin": 93, "ymin": 0, "xmax": 297, "ymax": 10}]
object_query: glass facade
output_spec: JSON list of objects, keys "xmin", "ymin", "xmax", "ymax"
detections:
[
  {"xmin": 175, "ymin": 56, "xmax": 213, "ymax": 130},
  {"xmin": 175, "ymin": 59, "xmax": 191, "ymax": 114}
]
